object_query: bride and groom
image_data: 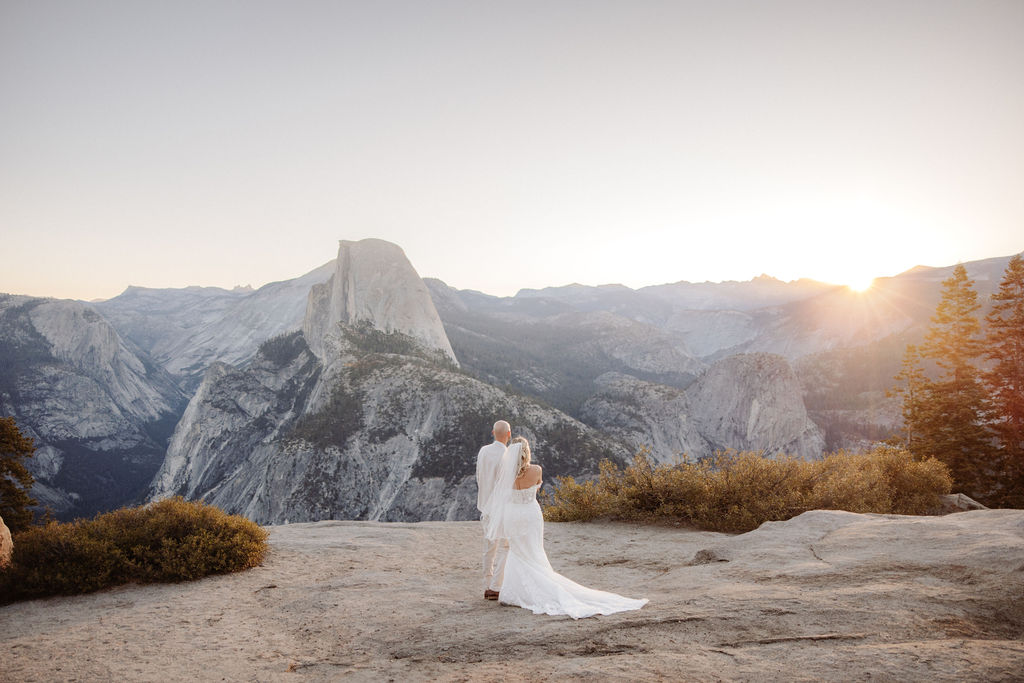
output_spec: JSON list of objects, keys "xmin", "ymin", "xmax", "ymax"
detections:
[{"xmin": 476, "ymin": 420, "xmax": 648, "ymax": 619}]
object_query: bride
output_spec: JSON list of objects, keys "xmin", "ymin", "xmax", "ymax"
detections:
[{"xmin": 482, "ymin": 437, "xmax": 648, "ymax": 619}]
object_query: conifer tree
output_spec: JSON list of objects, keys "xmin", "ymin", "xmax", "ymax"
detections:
[
  {"xmin": 917, "ymin": 264, "xmax": 992, "ymax": 497},
  {"xmin": 891, "ymin": 343, "xmax": 929, "ymax": 453},
  {"xmin": 0, "ymin": 416, "xmax": 37, "ymax": 533},
  {"xmin": 985, "ymin": 253, "xmax": 1024, "ymax": 506}
]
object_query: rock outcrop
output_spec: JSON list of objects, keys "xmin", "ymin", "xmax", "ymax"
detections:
[
  {"xmin": 304, "ymin": 240, "xmax": 456, "ymax": 363},
  {"xmin": 933, "ymin": 492, "xmax": 989, "ymax": 514},
  {"xmin": 5, "ymin": 510, "xmax": 1023, "ymax": 680},
  {"xmin": 0, "ymin": 515, "xmax": 12, "ymax": 569},
  {"xmin": 0, "ymin": 295, "xmax": 185, "ymax": 518},
  {"xmin": 582, "ymin": 353, "xmax": 825, "ymax": 462},
  {"xmin": 686, "ymin": 353, "xmax": 825, "ymax": 458},
  {"xmin": 581, "ymin": 373, "xmax": 706, "ymax": 462}
]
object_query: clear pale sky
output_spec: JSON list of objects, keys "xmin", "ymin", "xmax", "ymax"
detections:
[{"xmin": 2, "ymin": 0, "xmax": 1022, "ymax": 300}]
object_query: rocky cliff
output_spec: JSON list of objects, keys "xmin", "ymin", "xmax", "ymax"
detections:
[
  {"xmin": 686, "ymin": 353, "xmax": 825, "ymax": 458},
  {"xmin": 149, "ymin": 238, "xmax": 618, "ymax": 523},
  {"xmin": 0, "ymin": 295, "xmax": 186, "ymax": 517},
  {"xmin": 304, "ymin": 240, "xmax": 456, "ymax": 364},
  {"xmin": 582, "ymin": 353, "xmax": 824, "ymax": 463},
  {"xmin": 150, "ymin": 329, "xmax": 624, "ymax": 524}
]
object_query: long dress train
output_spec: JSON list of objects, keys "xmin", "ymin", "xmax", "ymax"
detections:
[{"xmin": 497, "ymin": 484, "xmax": 648, "ymax": 619}]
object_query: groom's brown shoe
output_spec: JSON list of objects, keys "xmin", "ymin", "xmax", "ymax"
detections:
[{"xmin": 484, "ymin": 589, "xmax": 499, "ymax": 600}]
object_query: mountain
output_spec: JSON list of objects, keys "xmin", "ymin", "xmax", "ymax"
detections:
[
  {"xmin": 425, "ymin": 278, "xmax": 705, "ymax": 415},
  {"xmin": 427, "ymin": 252, "xmax": 1021, "ymax": 451},
  {"xmin": 0, "ymin": 295, "xmax": 186, "ymax": 518},
  {"xmin": 93, "ymin": 260, "xmax": 336, "ymax": 390},
  {"xmin": 149, "ymin": 240, "xmax": 620, "ymax": 523},
  {"xmin": 640, "ymin": 274, "xmax": 839, "ymax": 312},
  {"xmin": 303, "ymin": 239, "xmax": 456, "ymax": 364},
  {"xmin": 4, "ymin": 238, "xmax": 1017, "ymax": 523}
]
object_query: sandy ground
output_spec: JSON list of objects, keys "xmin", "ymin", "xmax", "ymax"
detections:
[{"xmin": 2, "ymin": 509, "xmax": 1023, "ymax": 682}]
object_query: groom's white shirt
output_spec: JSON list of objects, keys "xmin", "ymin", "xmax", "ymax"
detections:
[{"xmin": 476, "ymin": 440, "xmax": 507, "ymax": 514}]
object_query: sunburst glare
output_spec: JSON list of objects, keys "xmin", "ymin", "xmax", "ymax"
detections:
[{"xmin": 846, "ymin": 277, "xmax": 876, "ymax": 293}]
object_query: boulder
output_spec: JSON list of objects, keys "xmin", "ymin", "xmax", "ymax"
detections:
[
  {"xmin": 0, "ymin": 514, "xmax": 12, "ymax": 569},
  {"xmin": 933, "ymin": 492, "xmax": 989, "ymax": 514}
]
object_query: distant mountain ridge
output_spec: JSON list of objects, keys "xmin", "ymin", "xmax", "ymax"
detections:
[
  {"xmin": 93, "ymin": 260, "xmax": 336, "ymax": 390},
  {"xmin": 1, "ymin": 241, "xmax": 1019, "ymax": 521}
]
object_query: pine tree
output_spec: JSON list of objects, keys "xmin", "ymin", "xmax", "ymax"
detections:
[
  {"xmin": 917, "ymin": 264, "xmax": 993, "ymax": 498},
  {"xmin": 0, "ymin": 416, "xmax": 37, "ymax": 533},
  {"xmin": 985, "ymin": 253, "xmax": 1024, "ymax": 506},
  {"xmin": 891, "ymin": 343, "xmax": 929, "ymax": 453}
]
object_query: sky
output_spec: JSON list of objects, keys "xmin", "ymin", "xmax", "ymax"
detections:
[{"xmin": 2, "ymin": 0, "xmax": 1022, "ymax": 300}]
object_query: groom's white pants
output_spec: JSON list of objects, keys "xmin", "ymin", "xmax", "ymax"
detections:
[{"xmin": 481, "ymin": 520, "xmax": 509, "ymax": 592}]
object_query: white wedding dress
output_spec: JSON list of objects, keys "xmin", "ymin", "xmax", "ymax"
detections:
[{"xmin": 494, "ymin": 481, "xmax": 649, "ymax": 619}]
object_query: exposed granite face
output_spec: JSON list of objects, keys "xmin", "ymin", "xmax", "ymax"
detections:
[
  {"xmin": 304, "ymin": 240, "xmax": 456, "ymax": 364},
  {"xmin": 150, "ymin": 331, "xmax": 625, "ymax": 525},
  {"xmin": 582, "ymin": 353, "xmax": 825, "ymax": 463},
  {"xmin": 0, "ymin": 295, "xmax": 186, "ymax": 518},
  {"xmin": 687, "ymin": 353, "xmax": 826, "ymax": 458},
  {"xmin": 581, "ymin": 373, "xmax": 706, "ymax": 463},
  {"xmin": 94, "ymin": 260, "xmax": 336, "ymax": 389}
]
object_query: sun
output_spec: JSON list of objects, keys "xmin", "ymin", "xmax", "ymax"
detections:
[{"xmin": 846, "ymin": 276, "xmax": 876, "ymax": 293}]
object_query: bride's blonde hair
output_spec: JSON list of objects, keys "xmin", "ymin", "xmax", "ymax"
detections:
[{"xmin": 511, "ymin": 436, "xmax": 531, "ymax": 478}]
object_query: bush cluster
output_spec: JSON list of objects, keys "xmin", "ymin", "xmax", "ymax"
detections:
[
  {"xmin": 542, "ymin": 445, "xmax": 952, "ymax": 533},
  {"xmin": 0, "ymin": 497, "xmax": 268, "ymax": 604}
]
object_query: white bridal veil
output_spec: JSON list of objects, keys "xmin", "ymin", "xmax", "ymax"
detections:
[{"xmin": 482, "ymin": 442, "xmax": 522, "ymax": 541}]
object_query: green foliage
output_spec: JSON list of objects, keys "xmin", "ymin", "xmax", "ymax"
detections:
[
  {"xmin": 542, "ymin": 446, "xmax": 952, "ymax": 533},
  {"xmin": 257, "ymin": 331, "xmax": 309, "ymax": 367},
  {"xmin": 413, "ymin": 406, "xmax": 507, "ymax": 480},
  {"xmin": 0, "ymin": 297, "xmax": 54, "ymax": 399},
  {"xmin": 984, "ymin": 253, "xmax": 1024, "ymax": 506},
  {"xmin": 0, "ymin": 416, "xmax": 37, "ymax": 533},
  {"xmin": 915, "ymin": 265, "xmax": 994, "ymax": 492},
  {"xmin": 290, "ymin": 380, "xmax": 365, "ymax": 449},
  {"xmin": 888, "ymin": 263, "xmax": 1024, "ymax": 505},
  {"xmin": 890, "ymin": 344, "xmax": 929, "ymax": 451},
  {"xmin": 343, "ymin": 322, "xmax": 454, "ymax": 366},
  {"xmin": 0, "ymin": 497, "xmax": 268, "ymax": 604}
]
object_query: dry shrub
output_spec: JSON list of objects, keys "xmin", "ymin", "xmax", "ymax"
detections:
[
  {"xmin": 543, "ymin": 474, "xmax": 613, "ymax": 522},
  {"xmin": 543, "ymin": 445, "xmax": 952, "ymax": 532},
  {"xmin": 0, "ymin": 497, "xmax": 268, "ymax": 604}
]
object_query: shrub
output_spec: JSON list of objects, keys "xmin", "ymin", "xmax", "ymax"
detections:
[
  {"xmin": 542, "ymin": 445, "xmax": 952, "ymax": 533},
  {"xmin": 0, "ymin": 498, "xmax": 268, "ymax": 604}
]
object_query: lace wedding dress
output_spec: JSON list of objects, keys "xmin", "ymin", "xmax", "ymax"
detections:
[{"xmin": 495, "ymin": 482, "xmax": 649, "ymax": 619}]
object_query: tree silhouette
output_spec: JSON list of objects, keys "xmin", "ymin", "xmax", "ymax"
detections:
[
  {"xmin": 985, "ymin": 253, "xmax": 1024, "ymax": 506},
  {"xmin": 912, "ymin": 265, "xmax": 992, "ymax": 499},
  {"xmin": 0, "ymin": 416, "xmax": 37, "ymax": 533}
]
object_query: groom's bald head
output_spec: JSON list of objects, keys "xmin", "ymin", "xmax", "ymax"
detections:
[{"xmin": 493, "ymin": 420, "xmax": 511, "ymax": 444}]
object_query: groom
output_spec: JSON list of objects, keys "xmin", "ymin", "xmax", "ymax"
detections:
[{"xmin": 476, "ymin": 419, "xmax": 511, "ymax": 600}]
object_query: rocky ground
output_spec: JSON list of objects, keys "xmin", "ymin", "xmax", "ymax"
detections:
[{"xmin": 3, "ymin": 510, "xmax": 1023, "ymax": 681}]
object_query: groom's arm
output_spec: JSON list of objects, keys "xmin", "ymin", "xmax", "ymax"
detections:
[{"xmin": 475, "ymin": 448, "xmax": 486, "ymax": 513}]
